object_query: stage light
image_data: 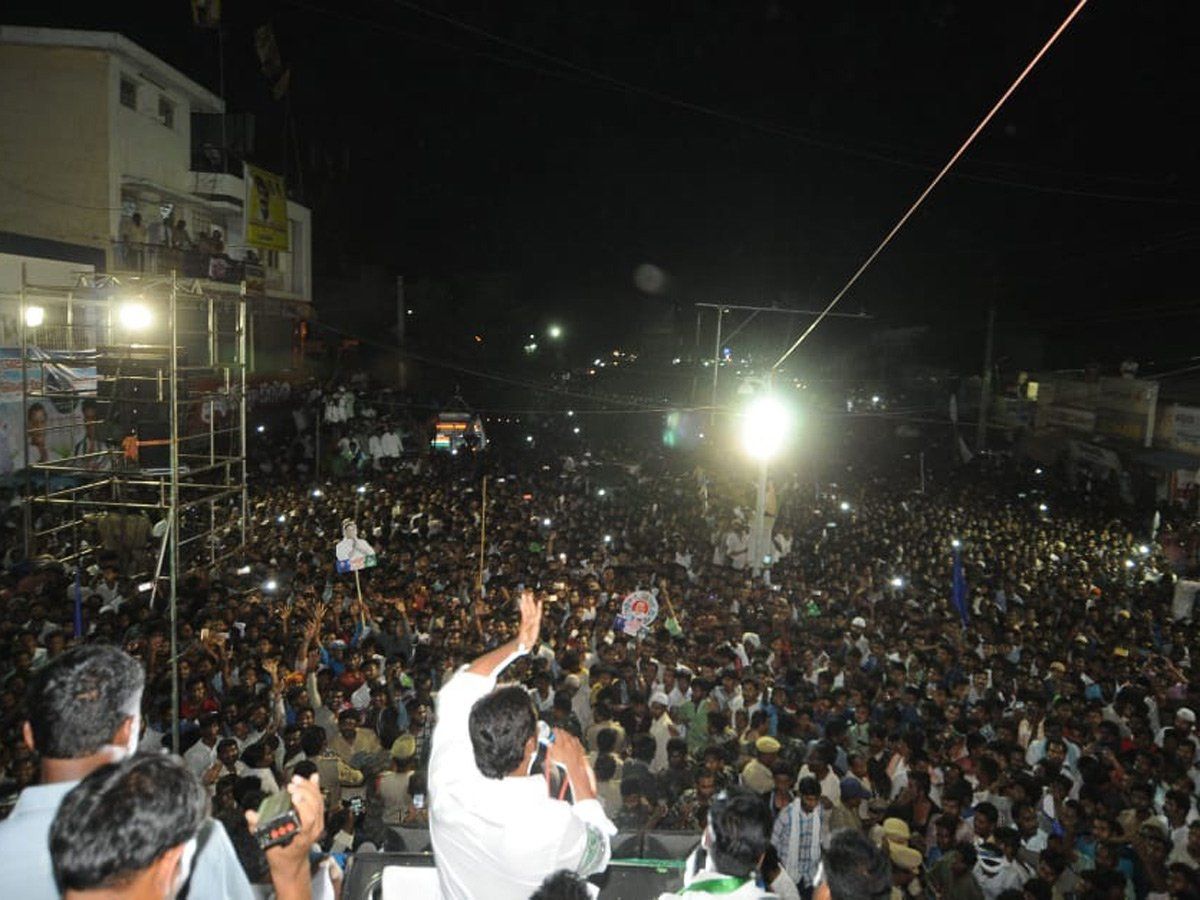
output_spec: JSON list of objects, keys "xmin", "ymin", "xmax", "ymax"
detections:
[
  {"xmin": 24, "ymin": 306, "xmax": 45, "ymax": 328},
  {"xmin": 118, "ymin": 302, "xmax": 152, "ymax": 330}
]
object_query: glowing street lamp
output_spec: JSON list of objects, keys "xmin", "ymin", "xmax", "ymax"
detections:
[
  {"xmin": 739, "ymin": 393, "xmax": 792, "ymax": 575},
  {"xmin": 547, "ymin": 324, "xmax": 563, "ymax": 340}
]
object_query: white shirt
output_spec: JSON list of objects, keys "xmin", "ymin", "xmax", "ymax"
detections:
[
  {"xmin": 429, "ymin": 667, "xmax": 616, "ymax": 900},
  {"xmin": 184, "ymin": 738, "xmax": 218, "ymax": 777},
  {"xmin": 649, "ymin": 712, "xmax": 675, "ymax": 774}
]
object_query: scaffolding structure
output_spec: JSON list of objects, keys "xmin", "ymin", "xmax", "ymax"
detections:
[{"xmin": 12, "ymin": 265, "xmax": 248, "ymax": 750}]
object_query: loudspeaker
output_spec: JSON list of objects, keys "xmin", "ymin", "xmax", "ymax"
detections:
[
  {"xmin": 97, "ymin": 350, "xmax": 168, "ymax": 440},
  {"xmin": 643, "ymin": 830, "xmax": 701, "ymax": 860},
  {"xmin": 343, "ymin": 851, "xmax": 434, "ymax": 900},
  {"xmin": 593, "ymin": 860, "xmax": 686, "ymax": 899}
]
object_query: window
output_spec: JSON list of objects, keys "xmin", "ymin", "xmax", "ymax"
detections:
[
  {"xmin": 120, "ymin": 76, "xmax": 138, "ymax": 110},
  {"xmin": 158, "ymin": 94, "xmax": 175, "ymax": 129}
]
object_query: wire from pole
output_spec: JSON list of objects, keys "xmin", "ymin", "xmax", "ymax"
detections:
[{"xmin": 773, "ymin": 0, "xmax": 1093, "ymax": 371}]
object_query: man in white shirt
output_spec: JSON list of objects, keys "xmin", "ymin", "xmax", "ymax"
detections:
[
  {"xmin": 660, "ymin": 788, "xmax": 777, "ymax": 899},
  {"xmin": 648, "ymin": 693, "xmax": 680, "ymax": 774},
  {"xmin": 429, "ymin": 591, "xmax": 616, "ymax": 900},
  {"xmin": 0, "ymin": 646, "xmax": 258, "ymax": 900}
]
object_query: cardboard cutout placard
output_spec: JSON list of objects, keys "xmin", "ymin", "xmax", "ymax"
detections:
[{"xmin": 335, "ymin": 519, "xmax": 377, "ymax": 573}]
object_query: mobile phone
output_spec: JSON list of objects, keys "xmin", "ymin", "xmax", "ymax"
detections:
[
  {"xmin": 253, "ymin": 790, "xmax": 302, "ymax": 850},
  {"xmin": 412, "ymin": 793, "xmax": 426, "ymax": 809}
]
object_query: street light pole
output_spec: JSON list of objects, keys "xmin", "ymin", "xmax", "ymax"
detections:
[{"xmin": 751, "ymin": 457, "xmax": 769, "ymax": 577}]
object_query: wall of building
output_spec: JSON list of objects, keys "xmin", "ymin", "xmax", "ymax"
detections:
[{"xmin": 0, "ymin": 45, "xmax": 111, "ymax": 252}]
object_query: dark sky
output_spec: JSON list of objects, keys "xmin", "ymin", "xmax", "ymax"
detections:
[{"xmin": 15, "ymin": 1, "xmax": 1200, "ymax": 372}]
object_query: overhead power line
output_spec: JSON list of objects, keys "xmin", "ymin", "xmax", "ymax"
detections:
[
  {"xmin": 774, "ymin": 0, "xmax": 1094, "ymax": 370},
  {"xmin": 373, "ymin": 0, "xmax": 1192, "ymax": 206}
]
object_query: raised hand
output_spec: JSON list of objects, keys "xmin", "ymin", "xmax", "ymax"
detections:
[{"xmin": 517, "ymin": 588, "xmax": 543, "ymax": 650}]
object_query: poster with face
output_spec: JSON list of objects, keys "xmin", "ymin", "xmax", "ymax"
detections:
[
  {"xmin": 335, "ymin": 518, "xmax": 377, "ymax": 573},
  {"xmin": 0, "ymin": 349, "xmax": 98, "ymax": 473}
]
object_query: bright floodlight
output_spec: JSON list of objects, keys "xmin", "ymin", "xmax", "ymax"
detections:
[
  {"xmin": 547, "ymin": 324, "xmax": 563, "ymax": 340},
  {"xmin": 256, "ymin": 424, "xmax": 265, "ymax": 433},
  {"xmin": 740, "ymin": 395, "xmax": 792, "ymax": 461},
  {"xmin": 573, "ymin": 426, "xmax": 580, "ymax": 435},
  {"xmin": 597, "ymin": 488, "xmax": 607, "ymax": 497},
  {"xmin": 24, "ymin": 306, "xmax": 45, "ymax": 328},
  {"xmin": 604, "ymin": 534, "xmax": 612, "ymax": 543},
  {"xmin": 118, "ymin": 302, "xmax": 152, "ymax": 331},
  {"xmin": 1038, "ymin": 503, "xmax": 1048, "ymax": 512}
]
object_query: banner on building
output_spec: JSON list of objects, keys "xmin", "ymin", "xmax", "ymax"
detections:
[
  {"xmin": 1044, "ymin": 405, "xmax": 1096, "ymax": 433},
  {"xmin": 0, "ymin": 348, "xmax": 98, "ymax": 475},
  {"xmin": 244, "ymin": 163, "xmax": 289, "ymax": 252}
]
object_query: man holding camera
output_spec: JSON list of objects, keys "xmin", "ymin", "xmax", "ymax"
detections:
[{"xmin": 429, "ymin": 590, "xmax": 616, "ymax": 899}]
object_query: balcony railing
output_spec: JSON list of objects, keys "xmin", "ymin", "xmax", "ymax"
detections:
[{"xmin": 111, "ymin": 241, "xmax": 265, "ymax": 286}]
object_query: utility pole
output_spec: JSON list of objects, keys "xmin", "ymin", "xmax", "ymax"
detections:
[{"xmin": 976, "ymin": 300, "xmax": 996, "ymax": 452}]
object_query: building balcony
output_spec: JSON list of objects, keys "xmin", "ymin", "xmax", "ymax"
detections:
[{"xmin": 108, "ymin": 240, "xmax": 306, "ymax": 301}]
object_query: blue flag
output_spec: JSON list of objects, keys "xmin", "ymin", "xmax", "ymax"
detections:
[{"xmin": 951, "ymin": 546, "xmax": 969, "ymax": 626}]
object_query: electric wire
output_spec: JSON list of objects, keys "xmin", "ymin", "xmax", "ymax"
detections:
[{"xmin": 773, "ymin": 0, "xmax": 1093, "ymax": 371}]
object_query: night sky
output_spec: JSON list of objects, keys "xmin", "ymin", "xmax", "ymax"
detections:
[{"xmin": 13, "ymin": 1, "xmax": 1200, "ymax": 374}]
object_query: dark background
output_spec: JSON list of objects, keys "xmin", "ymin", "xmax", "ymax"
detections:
[{"xmin": 12, "ymin": 1, "xmax": 1200, "ymax": 378}]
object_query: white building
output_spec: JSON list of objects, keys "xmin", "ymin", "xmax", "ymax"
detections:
[{"xmin": 0, "ymin": 25, "xmax": 311, "ymax": 370}]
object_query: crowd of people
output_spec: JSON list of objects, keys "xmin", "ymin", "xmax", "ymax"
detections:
[{"xmin": 2, "ymin": 375, "xmax": 1200, "ymax": 899}]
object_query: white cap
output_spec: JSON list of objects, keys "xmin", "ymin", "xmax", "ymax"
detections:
[
  {"xmin": 851, "ymin": 616, "xmax": 867, "ymax": 629},
  {"xmin": 650, "ymin": 692, "xmax": 670, "ymax": 707}
]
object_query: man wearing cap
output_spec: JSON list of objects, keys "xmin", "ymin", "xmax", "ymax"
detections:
[
  {"xmin": 742, "ymin": 736, "xmax": 781, "ymax": 794},
  {"xmin": 888, "ymin": 840, "xmax": 925, "ymax": 900},
  {"xmin": 379, "ymin": 734, "xmax": 418, "ymax": 826},
  {"xmin": 830, "ymin": 777, "xmax": 871, "ymax": 833},
  {"xmin": 1156, "ymin": 706, "xmax": 1197, "ymax": 753}
]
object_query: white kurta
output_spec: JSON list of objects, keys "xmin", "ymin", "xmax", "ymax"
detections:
[{"xmin": 429, "ymin": 668, "xmax": 616, "ymax": 900}]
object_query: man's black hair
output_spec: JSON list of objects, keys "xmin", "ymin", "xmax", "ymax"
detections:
[
  {"xmin": 26, "ymin": 644, "xmax": 144, "ymax": 759},
  {"xmin": 50, "ymin": 753, "xmax": 206, "ymax": 892},
  {"xmin": 630, "ymin": 733, "xmax": 656, "ymax": 763},
  {"xmin": 596, "ymin": 727, "xmax": 618, "ymax": 754},
  {"xmin": 706, "ymin": 788, "xmax": 772, "ymax": 878},
  {"xmin": 300, "ymin": 724, "xmax": 327, "ymax": 756},
  {"xmin": 468, "ymin": 685, "xmax": 537, "ymax": 779},
  {"xmin": 823, "ymin": 827, "xmax": 892, "ymax": 900},
  {"xmin": 530, "ymin": 869, "xmax": 591, "ymax": 900},
  {"xmin": 797, "ymin": 776, "xmax": 821, "ymax": 797}
]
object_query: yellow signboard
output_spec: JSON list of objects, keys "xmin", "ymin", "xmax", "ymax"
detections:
[{"xmin": 243, "ymin": 163, "xmax": 289, "ymax": 251}]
